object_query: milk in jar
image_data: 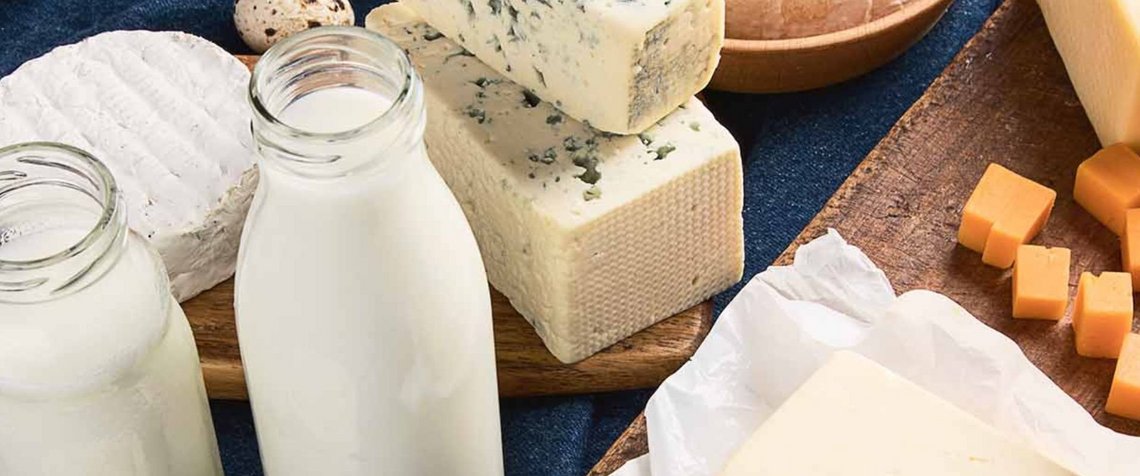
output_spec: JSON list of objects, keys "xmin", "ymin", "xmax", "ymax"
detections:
[
  {"xmin": 235, "ymin": 27, "xmax": 504, "ymax": 475},
  {"xmin": 0, "ymin": 142, "xmax": 222, "ymax": 476}
]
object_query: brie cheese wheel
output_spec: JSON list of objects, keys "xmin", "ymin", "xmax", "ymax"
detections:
[
  {"xmin": 368, "ymin": 5, "xmax": 745, "ymax": 363},
  {"xmin": 0, "ymin": 31, "xmax": 256, "ymax": 302}
]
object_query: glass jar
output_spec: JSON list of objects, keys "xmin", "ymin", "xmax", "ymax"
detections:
[
  {"xmin": 0, "ymin": 142, "xmax": 222, "ymax": 475},
  {"xmin": 237, "ymin": 27, "xmax": 504, "ymax": 475}
]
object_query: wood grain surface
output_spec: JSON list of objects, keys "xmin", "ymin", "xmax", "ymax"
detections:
[
  {"xmin": 187, "ymin": 55, "xmax": 714, "ymax": 400},
  {"xmin": 186, "ymin": 280, "xmax": 711, "ymax": 399},
  {"xmin": 591, "ymin": 0, "xmax": 1140, "ymax": 473},
  {"xmin": 714, "ymin": 0, "xmax": 952, "ymax": 93}
]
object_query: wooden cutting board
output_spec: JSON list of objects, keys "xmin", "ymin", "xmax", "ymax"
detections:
[
  {"xmin": 186, "ymin": 55, "xmax": 713, "ymax": 401},
  {"xmin": 590, "ymin": 0, "xmax": 1140, "ymax": 472}
]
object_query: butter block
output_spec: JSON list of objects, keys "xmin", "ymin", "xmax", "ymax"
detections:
[
  {"xmin": 1107, "ymin": 333, "xmax": 1140, "ymax": 421},
  {"xmin": 367, "ymin": 5, "xmax": 745, "ymax": 363},
  {"xmin": 719, "ymin": 352, "xmax": 1074, "ymax": 475},
  {"xmin": 1072, "ymin": 272, "xmax": 1134, "ymax": 359},
  {"xmin": 958, "ymin": 164, "xmax": 1056, "ymax": 268},
  {"xmin": 1126, "ymin": 209, "xmax": 1140, "ymax": 291},
  {"xmin": 1038, "ymin": 0, "xmax": 1140, "ymax": 148},
  {"xmin": 395, "ymin": 0, "xmax": 723, "ymax": 134},
  {"xmin": 1012, "ymin": 245, "xmax": 1070, "ymax": 320},
  {"xmin": 1074, "ymin": 144, "xmax": 1140, "ymax": 236}
]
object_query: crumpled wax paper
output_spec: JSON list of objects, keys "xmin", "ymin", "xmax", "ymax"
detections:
[{"xmin": 613, "ymin": 229, "xmax": 1140, "ymax": 476}]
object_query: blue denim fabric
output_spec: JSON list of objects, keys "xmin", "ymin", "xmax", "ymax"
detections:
[{"xmin": 0, "ymin": 0, "xmax": 1000, "ymax": 474}]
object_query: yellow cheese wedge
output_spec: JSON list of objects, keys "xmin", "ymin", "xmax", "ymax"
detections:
[
  {"xmin": 1039, "ymin": 0, "xmax": 1140, "ymax": 148},
  {"xmin": 719, "ymin": 352, "xmax": 1074, "ymax": 475}
]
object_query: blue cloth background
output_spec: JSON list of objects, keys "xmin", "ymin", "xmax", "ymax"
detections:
[{"xmin": 0, "ymin": 0, "xmax": 1000, "ymax": 474}]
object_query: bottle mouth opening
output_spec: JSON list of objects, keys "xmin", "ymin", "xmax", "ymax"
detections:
[
  {"xmin": 248, "ymin": 26, "xmax": 417, "ymax": 145},
  {"xmin": 0, "ymin": 142, "xmax": 120, "ymax": 274}
]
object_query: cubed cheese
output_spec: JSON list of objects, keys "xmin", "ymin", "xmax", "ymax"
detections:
[
  {"xmin": 1125, "ymin": 209, "xmax": 1140, "ymax": 291},
  {"xmin": 958, "ymin": 164, "xmax": 1056, "ymax": 269},
  {"xmin": 1012, "ymin": 245, "xmax": 1070, "ymax": 320},
  {"xmin": 1107, "ymin": 333, "xmax": 1140, "ymax": 421},
  {"xmin": 1073, "ymin": 144, "xmax": 1140, "ymax": 236},
  {"xmin": 1072, "ymin": 272, "xmax": 1134, "ymax": 359},
  {"xmin": 1039, "ymin": 0, "xmax": 1140, "ymax": 148},
  {"xmin": 395, "ymin": 0, "xmax": 723, "ymax": 134},
  {"xmin": 719, "ymin": 352, "xmax": 1074, "ymax": 475},
  {"xmin": 367, "ymin": 5, "xmax": 745, "ymax": 363}
]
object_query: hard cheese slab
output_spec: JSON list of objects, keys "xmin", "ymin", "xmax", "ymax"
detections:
[
  {"xmin": 185, "ymin": 55, "xmax": 713, "ymax": 400},
  {"xmin": 591, "ymin": 0, "xmax": 1140, "ymax": 473}
]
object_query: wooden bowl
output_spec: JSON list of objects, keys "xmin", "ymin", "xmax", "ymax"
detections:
[{"xmin": 710, "ymin": 0, "xmax": 954, "ymax": 93}]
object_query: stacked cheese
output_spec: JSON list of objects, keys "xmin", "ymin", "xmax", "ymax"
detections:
[{"xmin": 367, "ymin": 4, "xmax": 743, "ymax": 363}]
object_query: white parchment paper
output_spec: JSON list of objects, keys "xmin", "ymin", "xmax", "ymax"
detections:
[{"xmin": 613, "ymin": 230, "xmax": 1140, "ymax": 476}]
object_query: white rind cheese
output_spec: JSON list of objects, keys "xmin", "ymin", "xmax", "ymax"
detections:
[
  {"xmin": 369, "ymin": 5, "xmax": 744, "ymax": 363},
  {"xmin": 396, "ymin": 0, "xmax": 724, "ymax": 135},
  {"xmin": 0, "ymin": 31, "xmax": 256, "ymax": 302},
  {"xmin": 720, "ymin": 352, "xmax": 1075, "ymax": 475}
]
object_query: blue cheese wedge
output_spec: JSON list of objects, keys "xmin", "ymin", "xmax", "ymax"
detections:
[
  {"xmin": 368, "ymin": 4, "xmax": 744, "ymax": 363},
  {"xmin": 395, "ymin": 0, "xmax": 724, "ymax": 135}
]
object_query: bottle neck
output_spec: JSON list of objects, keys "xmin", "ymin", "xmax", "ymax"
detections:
[
  {"xmin": 248, "ymin": 26, "xmax": 426, "ymax": 180},
  {"xmin": 0, "ymin": 142, "xmax": 127, "ymax": 304}
]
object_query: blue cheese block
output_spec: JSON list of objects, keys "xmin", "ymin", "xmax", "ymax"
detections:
[
  {"xmin": 367, "ymin": 4, "xmax": 744, "ymax": 363},
  {"xmin": 394, "ymin": 0, "xmax": 723, "ymax": 135}
]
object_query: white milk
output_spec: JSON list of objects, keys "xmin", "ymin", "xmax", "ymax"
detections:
[
  {"xmin": 236, "ymin": 84, "xmax": 503, "ymax": 475},
  {"xmin": 0, "ymin": 217, "xmax": 221, "ymax": 475}
]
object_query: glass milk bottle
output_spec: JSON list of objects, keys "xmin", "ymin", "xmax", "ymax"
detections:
[
  {"xmin": 236, "ymin": 27, "xmax": 504, "ymax": 475},
  {"xmin": 0, "ymin": 142, "xmax": 222, "ymax": 476}
]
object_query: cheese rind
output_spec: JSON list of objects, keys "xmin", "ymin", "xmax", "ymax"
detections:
[
  {"xmin": 719, "ymin": 352, "xmax": 1074, "ymax": 475},
  {"xmin": 367, "ymin": 5, "xmax": 744, "ymax": 363},
  {"xmin": 396, "ymin": 0, "xmax": 724, "ymax": 135},
  {"xmin": 0, "ymin": 31, "xmax": 256, "ymax": 302},
  {"xmin": 1039, "ymin": 0, "xmax": 1140, "ymax": 148}
]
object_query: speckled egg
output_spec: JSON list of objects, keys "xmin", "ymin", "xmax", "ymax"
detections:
[{"xmin": 234, "ymin": 0, "xmax": 354, "ymax": 53}]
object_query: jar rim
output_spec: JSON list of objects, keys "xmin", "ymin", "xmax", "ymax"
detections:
[
  {"xmin": 0, "ymin": 141, "xmax": 120, "ymax": 272},
  {"xmin": 248, "ymin": 26, "xmax": 416, "ymax": 144}
]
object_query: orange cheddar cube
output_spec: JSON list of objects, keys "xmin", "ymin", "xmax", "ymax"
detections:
[
  {"xmin": 1125, "ymin": 209, "xmax": 1140, "ymax": 292},
  {"xmin": 1072, "ymin": 272, "xmax": 1135, "ymax": 358},
  {"xmin": 1074, "ymin": 144, "xmax": 1140, "ymax": 236},
  {"xmin": 959, "ymin": 164, "xmax": 1057, "ymax": 268},
  {"xmin": 1107, "ymin": 334, "xmax": 1140, "ymax": 421},
  {"xmin": 1012, "ymin": 245, "xmax": 1071, "ymax": 320}
]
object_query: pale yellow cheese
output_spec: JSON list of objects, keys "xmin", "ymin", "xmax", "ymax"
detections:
[
  {"xmin": 1039, "ymin": 0, "xmax": 1140, "ymax": 148},
  {"xmin": 719, "ymin": 352, "xmax": 1074, "ymax": 475}
]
